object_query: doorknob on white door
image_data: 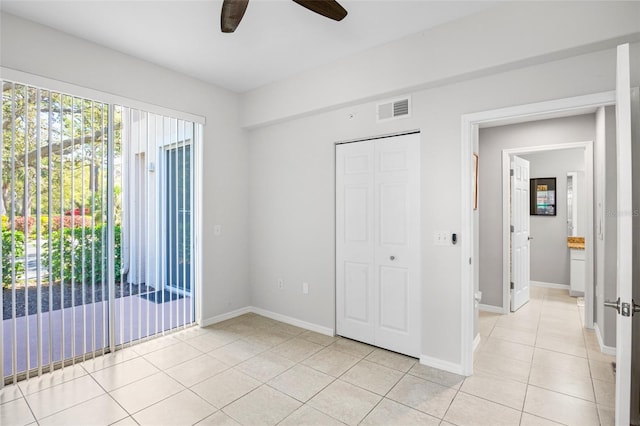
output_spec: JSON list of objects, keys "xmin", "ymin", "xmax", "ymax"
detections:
[
  {"xmin": 604, "ymin": 298, "xmax": 620, "ymax": 314},
  {"xmin": 605, "ymin": 298, "xmax": 640, "ymax": 317},
  {"xmin": 390, "ymin": 256, "xmax": 396, "ymax": 261}
]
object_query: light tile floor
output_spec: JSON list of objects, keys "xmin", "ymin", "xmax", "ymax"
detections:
[
  {"xmin": 0, "ymin": 286, "xmax": 615, "ymax": 425},
  {"xmin": 475, "ymin": 286, "xmax": 615, "ymax": 426}
]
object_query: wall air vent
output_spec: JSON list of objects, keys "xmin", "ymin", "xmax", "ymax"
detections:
[{"xmin": 377, "ymin": 96, "xmax": 411, "ymax": 122}]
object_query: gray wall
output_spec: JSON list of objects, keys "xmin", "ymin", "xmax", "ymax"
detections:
[
  {"xmin": 520, "ymin": 149, "xmax": 586, "ymax": 286},
  {"xmin": 602, "ymin": 106, "xmax": 618, "ymax": 348},
  {"xmin": 593, "ymin": 105, "xmax": 618, "ymax": 350},
  {"xmin": 478, "ymin": 115, "xmax": 595, "ymax": 307}
]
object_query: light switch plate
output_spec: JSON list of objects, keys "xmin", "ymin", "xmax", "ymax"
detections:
[{"xmin": 434, "ymin": 231, "xmax": 451, "ymax": 246}]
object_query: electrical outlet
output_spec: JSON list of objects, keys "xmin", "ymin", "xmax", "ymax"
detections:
[
  {"xmin": 277, "ymin": 278, "xmax": 285, "ymax": 290},
  {"xmin": 302, "ymin": 282, "xmax": 309, "ymax": 294}
]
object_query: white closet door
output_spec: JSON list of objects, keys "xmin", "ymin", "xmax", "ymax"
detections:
[
  {"xmin": 336, "ymin": 140, "xmax": 376, "ymax": 344},
  {"xmin": 374, "ymin": 134, "xmax": 421, "ymax": 357},
  {"xmin": 336, "ymin": 133, "xmax": 420, "ymax": 357}
]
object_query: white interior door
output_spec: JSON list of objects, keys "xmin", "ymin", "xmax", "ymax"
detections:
[
  {"xmin": 511, "ymin": 155, "xmax": 530, "ymax": 312},
  {"xmin": 373, "ymin": 135, "xmax": 421, "ymax": 357},
  {"xmin": 336, "ymin": 140, "xmax": 376, "ymax": 344},
  {"xmin": 612, "ymin": 42, "xmax": 634, "ymax": 426},
  {"xmin": 336, "ymin": 133, "xmax": 421, "ymax": 357}
]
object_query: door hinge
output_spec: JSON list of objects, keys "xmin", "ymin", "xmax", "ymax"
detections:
[
  {"xmin": 510, "ymin": 282, "xmax": 514, "ymax": 290},
  {"xmin": 510, "ymin": 169, "xmax": 514, "ymax": 176},
  {"xmin": 469, "ymin": 257, "xmax": 472, "ymax": 265},
  {"xmin": 510, "ymin": 225, "xmax": 514, "ymax": 232}
]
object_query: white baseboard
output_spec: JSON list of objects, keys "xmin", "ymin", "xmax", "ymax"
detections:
[
  {"xmin": 200, "ymin": 306, "xmax": 252, "ymax": 327},
  {"xmin": 594, "ymin": 323, "xmax": 617, "ymax": 356},
  {"xmin": 200, "ymin": 306, "xmax": 335, "ymax": 337},
  {"xmin": 530, "ymin": 281, "xmax": 570, "ymax": 290},
  {"xmin": 250, "ymin": 307, "xmax": 334, "ymax": 337},
  {"xmin": 473, "ymin": 334, "xmax": 481, "ymax": 352},
  {"xmin": 419, "ymin": 354, "xmax": 464, "ymax": 376},
  {"xmin": 478, "ymin": 304, "xmax": 504, "ymax": 314}
]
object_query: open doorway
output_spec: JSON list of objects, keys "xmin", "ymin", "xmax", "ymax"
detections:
[
  {"xmin": 461, "ymin": 91, "xmax": 618, "ymax": 371},
  {"xmin": 459, "ymin": 91, "xmax": 622, "ymax": 424},
  {"xmin": 463, "ymin": 88, "xmax": 636, "ymax": 419},
  {"xmin": 463, "ymin": 45, "xmax": 638, "ymax": 425},
  {"xmin": 496, "ymin": 141, "xmax": 594, "ymax": 317}
]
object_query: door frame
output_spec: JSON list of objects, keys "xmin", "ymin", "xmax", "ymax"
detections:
[
  {"xmin": 501, "ymin": 142, "xmax": 594, "ymax": 314},
  {"xmin": 460, "ymin": 90, "xmax": 616, "ymax": 375},
  {"xmin": 162, "ymin": 141, "xmax": 194, "ymax": 297}
]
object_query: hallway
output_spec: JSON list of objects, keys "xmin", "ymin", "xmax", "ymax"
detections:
[{"xmin": 476, "ymin": 286, "xmax": 616, "ymax": 425}]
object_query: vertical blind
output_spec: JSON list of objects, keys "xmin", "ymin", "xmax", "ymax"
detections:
[{"xmin": 1, "ymin": 80, "xmax": 198, "ymax": 386}]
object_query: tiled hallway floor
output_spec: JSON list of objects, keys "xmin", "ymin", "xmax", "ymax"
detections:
[
  {"xmin": 476, "ymin": 286, "xmax": 615, "ymax": 426},
  {"xmin": 0, "ymin": 286, "xmax": 615, "ymax": 425}
]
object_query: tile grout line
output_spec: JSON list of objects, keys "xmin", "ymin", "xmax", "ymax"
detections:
[{"xmin": 518, "ymin": 288, "xmax": 545, "ymax": 424}]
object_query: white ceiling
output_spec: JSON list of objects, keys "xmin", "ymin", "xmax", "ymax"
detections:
[{"xmin": 1, "ymin": 0, "xmax": 498, "ymax": 93}]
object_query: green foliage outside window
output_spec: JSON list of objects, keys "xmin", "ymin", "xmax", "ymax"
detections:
[
  {"xmin": 44, "ymin": 225, "xmax": 121, "ymax": 285},
  {"xmin": 2, "ymin": 229, "xmax": 26, "ymax": 286}
]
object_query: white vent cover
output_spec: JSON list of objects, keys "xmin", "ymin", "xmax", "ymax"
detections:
[{"xmin": 377, "ymin": 96, "xmax": 411, "ymax": 122}]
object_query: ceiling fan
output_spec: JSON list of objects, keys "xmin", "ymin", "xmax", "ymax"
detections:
[{"xmin": 221, "ymin": 0, "xmax": 348, "ymax": 33}]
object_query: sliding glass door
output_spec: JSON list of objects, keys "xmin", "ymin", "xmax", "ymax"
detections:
[
  {"xmin": 165, "ymin": 144, "xmax": 192, "ymax": 296},
  {"xmin": 1, "ymin": 80, "xmax": 199, "ymax": 385}
]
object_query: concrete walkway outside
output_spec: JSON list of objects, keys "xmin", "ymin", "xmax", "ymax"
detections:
[{"xmin": 2, "ymin": 295, "xmax": 192, "ymax": 378}]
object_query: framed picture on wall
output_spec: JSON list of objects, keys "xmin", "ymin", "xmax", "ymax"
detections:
[{"xmin": 530, "ymin": 177, "xmax": 556, "ymax": 216}]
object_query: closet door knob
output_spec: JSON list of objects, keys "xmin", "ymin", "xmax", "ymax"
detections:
[{"xmin": 390, "ymin": 256, "xmax": 396, "ymax": 261}]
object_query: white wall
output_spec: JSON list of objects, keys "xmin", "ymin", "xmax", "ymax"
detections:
[
  {"xmin": 244, "ymin": 1, "xmax": 639, "ymax": 370},
  {"xmin": 248, "ymin": 43, "xmax": 640, "ymax": 369},
  {"xmin": 242, "ymin": 2, "xmax": 640, "ymax": 128},
  {"xmin": 0, "ymin": 13, "xmax": 251, "ymax": 322},
  {"xmin": 4, "ymin": 1, "xmax": 639, "ymax": 373},
  {"xmin": 521, "ymin": 149, "xmax": 586, "ymax": 286},
  {"xmin": 244, "ymin": 5, "xmax": 640, "ymax": 366}
]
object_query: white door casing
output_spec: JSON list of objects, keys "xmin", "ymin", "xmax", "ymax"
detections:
[
  {"xmin": 613, "ymin": 42, "xmax": 633, "ymax": 426},
  {"xmin": 336, "ymin": 133, "xmax": 421, "ymax": 357},
  {"xmin": 511, "ymin": 155, "xmax": 531, "ymax": 312}
]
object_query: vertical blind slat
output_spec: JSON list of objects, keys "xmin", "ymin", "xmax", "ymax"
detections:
[
  {"xmin": 46, "ymin": 92, "xmax": 55, "ymax": 374},
  {"xmin": 10, "ymin": 83, "xmax": 18, "ymax": 385},
  {"xmin": 35, "ymin": 88, "xmax": 43, "ymax": 377},
  {"xmin": 23, "ymin": 85, "xmax": 31, "ymax": 378}
]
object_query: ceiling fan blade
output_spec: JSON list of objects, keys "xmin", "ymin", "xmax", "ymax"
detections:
[
  {"xmin": 221, "ymin": 0, "xmax": 249, "ymax": 33},
  {"xmin": 292, "ymin": 0, "xmax": 347, "ymax": 21}
]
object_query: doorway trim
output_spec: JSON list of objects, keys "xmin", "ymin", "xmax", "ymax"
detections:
[
  {"xmin": 501, "ymin": 142, "xmax": 594, "ymax": 315},
  {"xmin": 460, "ymin": 90, "xmax": 616, "ymax": 375}
]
